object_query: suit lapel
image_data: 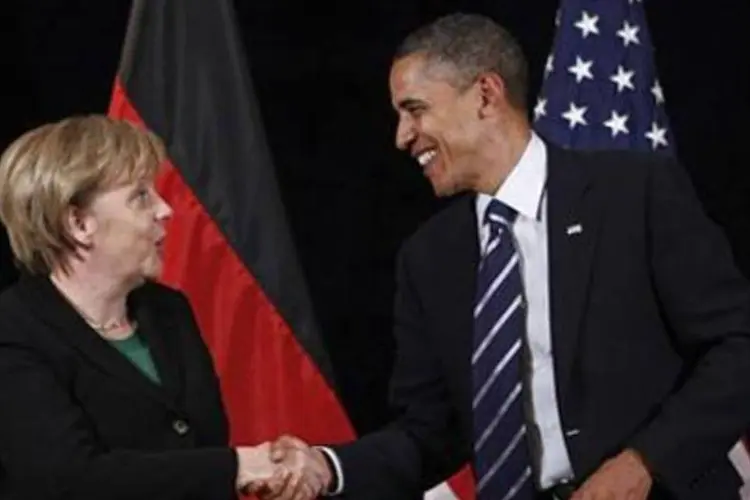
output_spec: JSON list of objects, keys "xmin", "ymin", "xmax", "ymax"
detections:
[
  {"xmin": 434, "ymin": 196, "xmax": 479, "ymax": 429},
  {"xmin": 129, "ymin": 286, "xmax": 183, "ymax": 406},
  {"xmin": 19, "ymin": 276, "xmax": 180, "ymax": 407},
  {"xmin": 546, "ymin": 145, "xmax": 601, "ymax": 402}
]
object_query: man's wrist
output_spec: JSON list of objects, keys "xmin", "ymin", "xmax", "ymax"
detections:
[
  {"xmin": 623, "ymin": 447, "xmax": 654, "ymax": 489},
  {"xmin": 315, "ymin": 446, "xmax": 344, "ymax": 496},
  {"xmin": 625, "ymin": 449, "xmax": 652, "ymax": 476}
]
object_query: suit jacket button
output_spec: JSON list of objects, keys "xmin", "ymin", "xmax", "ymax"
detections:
[{"xmin": 172, "ymin": 419, "xmax": 190, "ymax": 436}]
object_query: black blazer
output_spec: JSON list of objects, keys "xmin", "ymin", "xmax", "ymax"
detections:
[
  {"xmin": 0, "ymin": 276, "xmax": 237, "ymax": 500},
  {"xmin": 333, "ymin": 145, "xmax": 750, "ymax": 499}
]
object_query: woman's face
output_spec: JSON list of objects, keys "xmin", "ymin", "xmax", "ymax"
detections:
[{"xmin": 73, "ymin": 176, "xmax": 172, "ymax": 285}]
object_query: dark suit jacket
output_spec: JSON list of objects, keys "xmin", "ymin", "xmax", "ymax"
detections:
[
  {"xmin": 0, "ymin": 276, "xmax": 237, "ymax": 500},
  {"xmin": 333, "ymin": 145, "xmax": 750, "ymax": 499}
]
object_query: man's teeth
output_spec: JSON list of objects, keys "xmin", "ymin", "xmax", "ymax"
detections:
[{"xmin": 417, "ymin": 150, "xmax": 437, "ymax": 166}]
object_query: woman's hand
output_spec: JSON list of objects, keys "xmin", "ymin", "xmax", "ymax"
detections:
[{"xmin": 235, "ymin": 443, "xmax": 290, "ymax": 495}]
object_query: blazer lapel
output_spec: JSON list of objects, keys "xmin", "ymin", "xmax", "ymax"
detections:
[
  {"xmin": 434, "ymin": 196, "xmax": 480, "ymax": 430},
  {"xmin": 546, "ymin": 145, "xmax": 602, "ymax": 403},
  {"xmin": 129, "ymin": 286, "xmax": 183, "ymax": 407},
  {"xmin": 19, "ymin": 276, "xmax": 179, "ymax": 407}
]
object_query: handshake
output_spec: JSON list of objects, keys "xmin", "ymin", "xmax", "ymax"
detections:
[{"xmin": 235, "ymin": 435, "xmax": 336, "ymax": 499}]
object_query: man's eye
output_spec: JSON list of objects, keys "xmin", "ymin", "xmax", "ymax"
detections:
[{"xmin": 408, "ymin": 107, "xmax": 425, "ymax": 117}]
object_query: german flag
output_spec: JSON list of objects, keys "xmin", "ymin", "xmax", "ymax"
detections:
[{"xmin": 108, "ymin": 0, "xmax": 355, "ymax": 447}]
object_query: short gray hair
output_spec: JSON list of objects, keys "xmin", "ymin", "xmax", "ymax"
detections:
[
  {"xmin": 0, "ymin": 115, "xmax": 166, "ymax": 275},
  {"xmin": 394, "ymin": 12, "xmax": 528, "ymax": 110}
]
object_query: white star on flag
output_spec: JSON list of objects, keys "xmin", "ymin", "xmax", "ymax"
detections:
[
  {"xmin": 574, "ymin": 11, "xmax": 600, "ymax": 38},
  {"xmin": 610, "ymin": 65, "xmax": 635, "ymax": 92},
  {"xmin": 545, "ymin": 55, "xmax": 555, "ymax": 76},
  {"xmin": 645, "ymin": 122, "xmax": 668, "ymax": 149},
  {"xmin": 604, "ymin": 111, "xmax": 630, "ymax": 137},
  {"xmin": 617, "ymin": 21, "xmax": 641, "ymax": 47},
  {"xmin": 534, "ymin": 0, "xmax": 674, "ymax": 154},
  {"xmin": 562, "ymin": 102, "xmax": 588, "ymax": 129},
  {"xmin": 651, "ymin": 80, "xmax": 665, "ymax": 104},
  {"xmin": 568, "ymin": 56, "xmax": 594, "ymax": 83},
  {"xmin": 534, "ymin": 98, "xmax": 547, "ymax": 121}
]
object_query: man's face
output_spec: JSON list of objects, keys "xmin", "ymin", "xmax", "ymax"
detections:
[{"xmin": 389, "ymin": 54, "xmax": 485, "ymax": 197}]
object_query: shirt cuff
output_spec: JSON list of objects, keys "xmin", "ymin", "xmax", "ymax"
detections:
[{"xmin": 315, "ymin": 446, "xmax": 345, "ymax": 496}]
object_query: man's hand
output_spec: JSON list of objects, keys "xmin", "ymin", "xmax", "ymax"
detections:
[
  {"xmin": 571, "ymin": 449, "xmax": 652, "ymax": 500},
  {"xmin": 257, "ymin": 434, "xmax": 333, "ymax": 500}
]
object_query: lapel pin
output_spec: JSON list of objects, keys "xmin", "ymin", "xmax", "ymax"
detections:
[{"xmin": 566, "ymin": 224, "xmax": 583, "ymax": 236}]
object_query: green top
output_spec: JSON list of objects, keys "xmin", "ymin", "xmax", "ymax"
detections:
[{"xmin": 108, "ymin": 332, "xmax": 162, "ymax": 385}]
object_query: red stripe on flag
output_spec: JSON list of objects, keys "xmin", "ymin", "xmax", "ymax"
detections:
[{"xmin": 109, "ymin": 79, "xmax": 355, "ymax": 445}]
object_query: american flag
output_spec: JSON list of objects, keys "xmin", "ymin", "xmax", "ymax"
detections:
[
  {"xmin": 533, "ymin": 0, "xmax": 672, "ymax": 153},
  {"xmin": 533, "ymin": 2, "xmax": 750, "ymax": 498}
]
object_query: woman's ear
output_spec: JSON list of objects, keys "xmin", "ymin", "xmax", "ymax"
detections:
[{"xmin": 64, "ymin": 205, "xmax": 96, "ymax": 249}]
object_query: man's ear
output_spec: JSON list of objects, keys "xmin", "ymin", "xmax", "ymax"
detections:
[{"xmin": 476, "ymin": 72, "xmax": 507, "ymax": 119}]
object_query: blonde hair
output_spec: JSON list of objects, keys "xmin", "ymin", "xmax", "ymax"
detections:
[{"xmin": 0, "ymin": 115, "xmax": 167, "ymax": 275}]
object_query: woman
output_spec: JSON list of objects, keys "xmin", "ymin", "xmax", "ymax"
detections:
[{"xmin": 0, "ymin": 116, "xmax": 283, "ymax": 499}]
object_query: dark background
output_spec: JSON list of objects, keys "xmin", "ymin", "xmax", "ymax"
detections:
[{"xmin": 2, "ymin": 0, "xmax": 749, "ymax": 435}]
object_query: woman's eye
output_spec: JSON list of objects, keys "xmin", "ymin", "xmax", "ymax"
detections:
[{"xmin": 135, "ymin": 188, "xmax": 151, "ymax": 203}]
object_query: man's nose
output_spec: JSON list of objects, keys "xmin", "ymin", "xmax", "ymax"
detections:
[{"xmin": 395, "ymin": 117, "xmax": 416, "ymax": 151}]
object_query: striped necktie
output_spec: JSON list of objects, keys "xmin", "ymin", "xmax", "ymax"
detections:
[{"xmin": 472, "ymin": 199, "xmax": 534, "ymax": 500}]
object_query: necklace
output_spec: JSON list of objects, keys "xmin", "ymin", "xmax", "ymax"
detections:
[
  {"xmin": 78, "ymin": 310, "xmax": 133, "ymax": 332},
  {"xmin": 72, "ymin": 302, "xmax": 138, "ymax": 338},
  {"xmin": 49, "ymin": 276, "xmax": 136, "ymax": 335}
]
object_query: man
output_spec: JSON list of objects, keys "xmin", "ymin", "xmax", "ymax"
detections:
[{"xmin": 268, "ymin": 12, "xmax": 750, "ymax": 500}]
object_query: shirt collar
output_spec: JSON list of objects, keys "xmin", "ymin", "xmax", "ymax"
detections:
[{"xmin": 476, "ymin": 131, "xmax": 547, "ymax": 224}]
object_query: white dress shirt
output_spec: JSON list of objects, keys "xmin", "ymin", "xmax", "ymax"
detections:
[{"xmin": 475, "ymin": 132, "xmax": 574, "ymax": 489}]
